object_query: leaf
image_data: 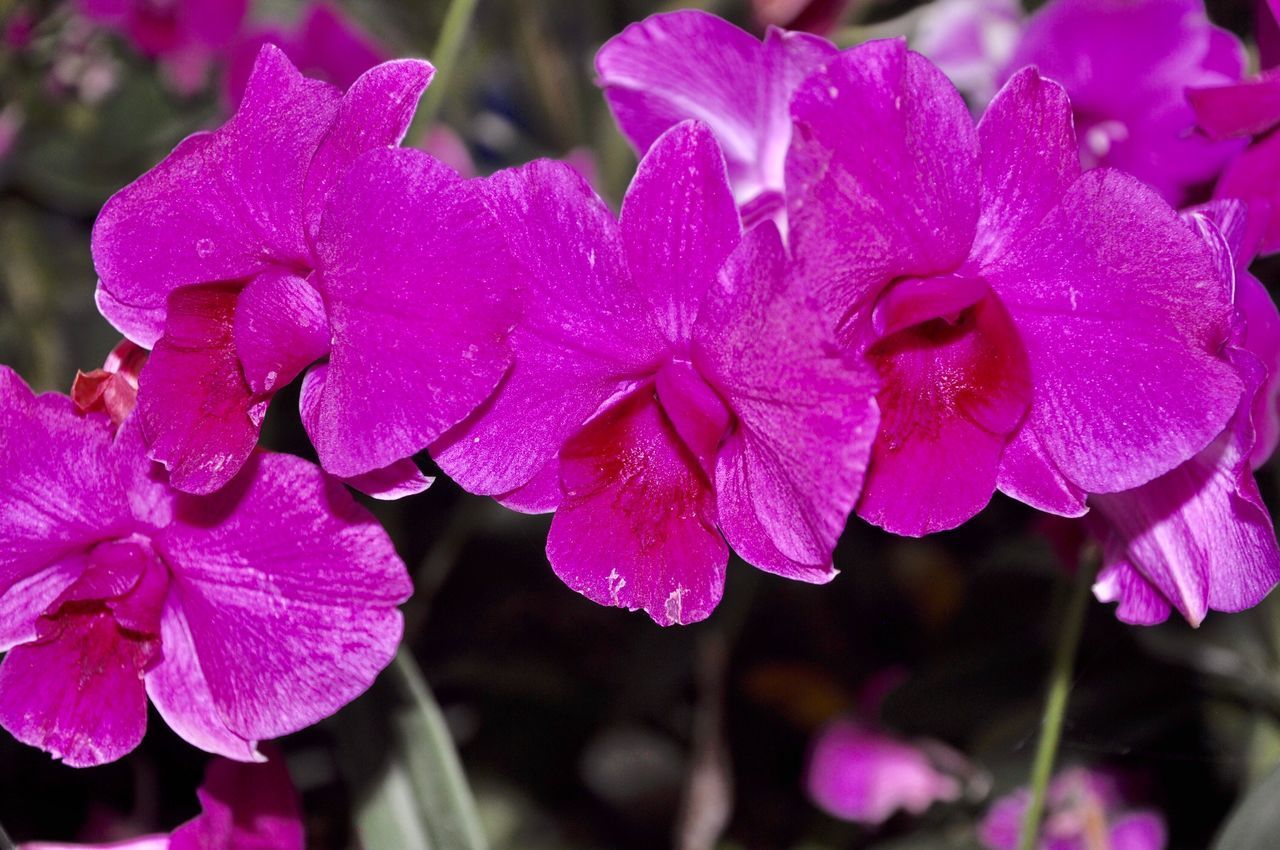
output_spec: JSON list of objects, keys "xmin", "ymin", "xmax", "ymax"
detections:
[
  {"xmin": 336, "ymin": 650, "xmax": 490, "ymax": 850},
  {"xmin": 1212, "ymin": 764, "xmax": 1280, "ymax": 850}
]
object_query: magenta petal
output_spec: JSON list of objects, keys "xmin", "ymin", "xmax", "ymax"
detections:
[
  {"xmin": 302, "ymin": 58, "xmax": 434, "ymax": 243},
  {"xmin": 0, "ymin": 368, "xmax": 132, "ymax": 582},
  {"xmin": 0, "ymin": 611, "xmax": 150, "ymax": 767},
  {"xmin": 596, "ymin": 10, "xmax": 835, "ymax": 204},
  {"xmin": 1238, "ymin": 272, "xmax": 1280, "ymax": 467},
  {"xmin": 619, "ymin": 120, "xmax": 740, "ymax": 343},
  {"xmin": 986, "ymin": 170, "xmax": 1242, "ymax": 493},
  {"xmin": 293, "ymin": 2, "xmax": 389, "ymax": 91},
  {"xmin": 997, "ymin": 426, "xmax": 1087, "ymax": 517},
  {"xmin": 1004, "ymin": 0, "xmax": 1244, "ymax": 206},
  {"xmin": 95, "ymin": 283, "xmax": 167, "ymax": 349},
  {"xmin": 1092, "ymin": 557, "xmax": 1174, "ymax": 626},
  {"xmin": 0, "ymin": 558, "xmax": 85, "ymax": 653},
  {"xmin": 140, "ymin": 285, "xmax": 262, "ymax": 495},
  {"xmin": 145, "ymin": 598, "xmax": 261, "ymax": 762},
  {"xmin": 972, "ymin": 68, "xmax": 1080, "ymax": 265},
  {"xmin": 807, "ymin": 719, "xmax": 961, "ymax": 825},
  {"xmin": 1215, "ymin": 128, "xmax": 1280, "ymax": 256},
  {"xmin": 432, "ymin": 160, "xmax": 665, "ymax": 497},
  {"xmin": 695, "ymin": 224, "xmax": 878, "ymax": 577},
  {"xmin": 788, "ymin": 39, "xmax": 980, "ymax": 333},
  {"xmin": 155, "ymin": 453, "xmax": 410, "ymax": 739},
  {"xmin": 232, "ymin": 270, "xmax": 329, "ymax": 396},
  {"xmin": 341, "ymin": 458, "xmax": 434, "ymax": 501},
  {"xmin": 170, "ymin": 750, "xmax": 304, "ymax": 850},
  {"xmin": 547, "ymin": 389, "xmax": 727, "ymax": 626},
  {"xmin": 310, "ymin": 148, "xmax": 514, "ymax": 479},
  {"xmin": 1090, "ymin": 355, "xmax": 1280, "ymax": 626},
  {"xmin": 1189, "ymin": 71, "xmax": 1280, "ymax": 140},
  {"xmin": 92, "ymin": 45, "xmax": 341, "ymax": 315},
  {"xmin": 860, "ymin": 292, "xmax": 1031, "ymax": 536},
  {"xmin": 1109, "ymin": 812, "xmax": 1168, "ymax": 850}
]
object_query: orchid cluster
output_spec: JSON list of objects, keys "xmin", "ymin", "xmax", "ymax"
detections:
[{"xmin": 4, "ymin": 0, "xmax": 1280, "ymax": 846}]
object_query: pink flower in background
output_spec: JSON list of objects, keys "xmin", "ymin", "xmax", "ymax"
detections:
[
  {"xmin": 787, "ymin": 42, "xmax": 1242, "ymax": 536},
  {"xmin": 433, "ymin": 121, "xmax": 878, "ymax": 625},
  {"xmin": 78, "ymin": 0, "xmax": 248, "ymax": 94},
  {"xmin": 224, "ymin": 2, "xmax": 388, "ymax": 108},
  {"xmin": 979, "ymin": 768, "xmax": 1166, "ymax": 850},
  {"xmin": 0, "ymin": 366, "xmax": 411, "ymax": 767},
  {"xmin": 1189, "ymin": 70, "xmax": 1280, "ymax": 255},
  {"xmin": 596, "ymin": 10, "xmax": 836, "ymax": 226},
  {"xmin": 92, "ymin": 46, "xmax": 515, "ymax": 498},
  {"xmin": 912, "ymin": 0, "xmax": 1022, "ymax": 108},
  {"xmin": 1090, "ymin": 202, "xmax": 1280, "ymax": 626},
  {"xmin": 20, "ymin": 750, "xmax": 304, "ymax": 849},
  {"xmin": 807, "ymin": 718, "xmax": 964, "ymax": 824},
  {"xmin": 751, "ymin": 0, "xmax": 853, "ymax": 35},
  {"xmin": 1001, "ymin": 0, "xmax": 1245, "ymax": 207}
]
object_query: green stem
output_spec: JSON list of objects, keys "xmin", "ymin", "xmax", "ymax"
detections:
[
  {"xmin": 1017, "ymin": 553, "xmax": 1097, "ymax": 850},
  {"xmin": 415, "ymin": 0, "xmax": 481, "ymax": 132}
]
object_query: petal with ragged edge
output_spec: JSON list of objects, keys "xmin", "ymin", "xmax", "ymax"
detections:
[
  {"xmin": 155, "ymin": 452, "xmax": 410, "ymax": 740},
  {"xmin": 140, "ymin": 284, "xmax": 262, "ymax": 495},
  {"xmin": 596, "ymin": 10, "xmax": 834, "ymax": 204},
  {"xmin": 0, "ymin": 613, "xmax": 151, "ymax": 767},
  {"xmin": 695, "ymin": 224, "xmax": 877, "ymax": 577},
  {"xmin": 788, "ymin": 39, "xmax": 979, "ymax": 339},
  {"xmin": 547, "ymin": 389, "xmax": 727, "ymax": 626},
  {"xmin": 92, "ymin": 45, "xmax": 340, "ymax": 318},
  {"xmin": 432, "ymin": 160, "xmax": 665, "ymax": 499},
  {"xmin": 311, "ymin": 148, "xmax": 514, "ymax": 479},
  {"xmin": 987, "ymin": 170, "xmax": 1241, "ymax": 494},
  {"xmin": 619, "ymin": 120, "xmax": 740, "ymax": 344},
  {"xmin": 232, "ymin": 270, "xmax": 330, "ymax": 396}
]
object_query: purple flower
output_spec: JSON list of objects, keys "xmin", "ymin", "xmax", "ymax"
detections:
[
  {"xmin": 1189, "ymin": 70, "xmax": 1280, "ymax": 256},
  {"xmin": 752, "ymin": 0, "xmax": 853, "ymax": 35},
  {"xmin": 787, "ymin": 41, "xmax": 1243, "ymax": 536},
  {"xmin": 595, "ymin": 10, "xmax": 837, "ymax": 226},
  {"xmin": 77, "ymin": 0, "xmax": 248, "ymax": 94},
  {"xmin": 1090, "ymin": 202, "xmax": 1280, "ymax": 626},
  {"xmin": 224, "ymin": 2, "xmax": 389, "ymax": 108},
  {"xmin": 0, "ymin": 366, "xmax": 410, "ymax": 767},
  {"xmin": 20, "ymin": 749, "xmax": 304, "ymax": 849},
  {"xmin": 912, "ymin": 0, "xmax": 1022, "ymax": 107},
  {"xmin": 1000, "ymin": 0, "xmax": 1245, "ymax": 207},
  {"xmin": 92, "ymin": 45, "xmax": 514, "ymax": 498},
  {"xmin": 978, "ymin": 767, "xmax": 1166, "ymax": 850},
  {"xmin": 807, "ymin": 718, "xmax": 964, "ymax": 825},
  {"xmin": 433, "ymin": 120, "xmax": 878, "ymax": 625}
]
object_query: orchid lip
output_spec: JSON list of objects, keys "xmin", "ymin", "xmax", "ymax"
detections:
[{"xmin": 871, "ymin": 273, "xmax": 991, "ymax": 339}]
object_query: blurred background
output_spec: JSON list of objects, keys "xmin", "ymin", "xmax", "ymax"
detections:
[{"xmin": 2, "ymin": 0, "xmax": 1280, "ymax": 848}]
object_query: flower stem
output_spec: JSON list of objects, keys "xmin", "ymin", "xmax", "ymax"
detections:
[
  {"xmin": 1017, "ymin": 551, "xmax": 1097, "ymax": 850},
  {"xmin": 416, "ymin": 0, "xmax": 481, "ymax": 132}
]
